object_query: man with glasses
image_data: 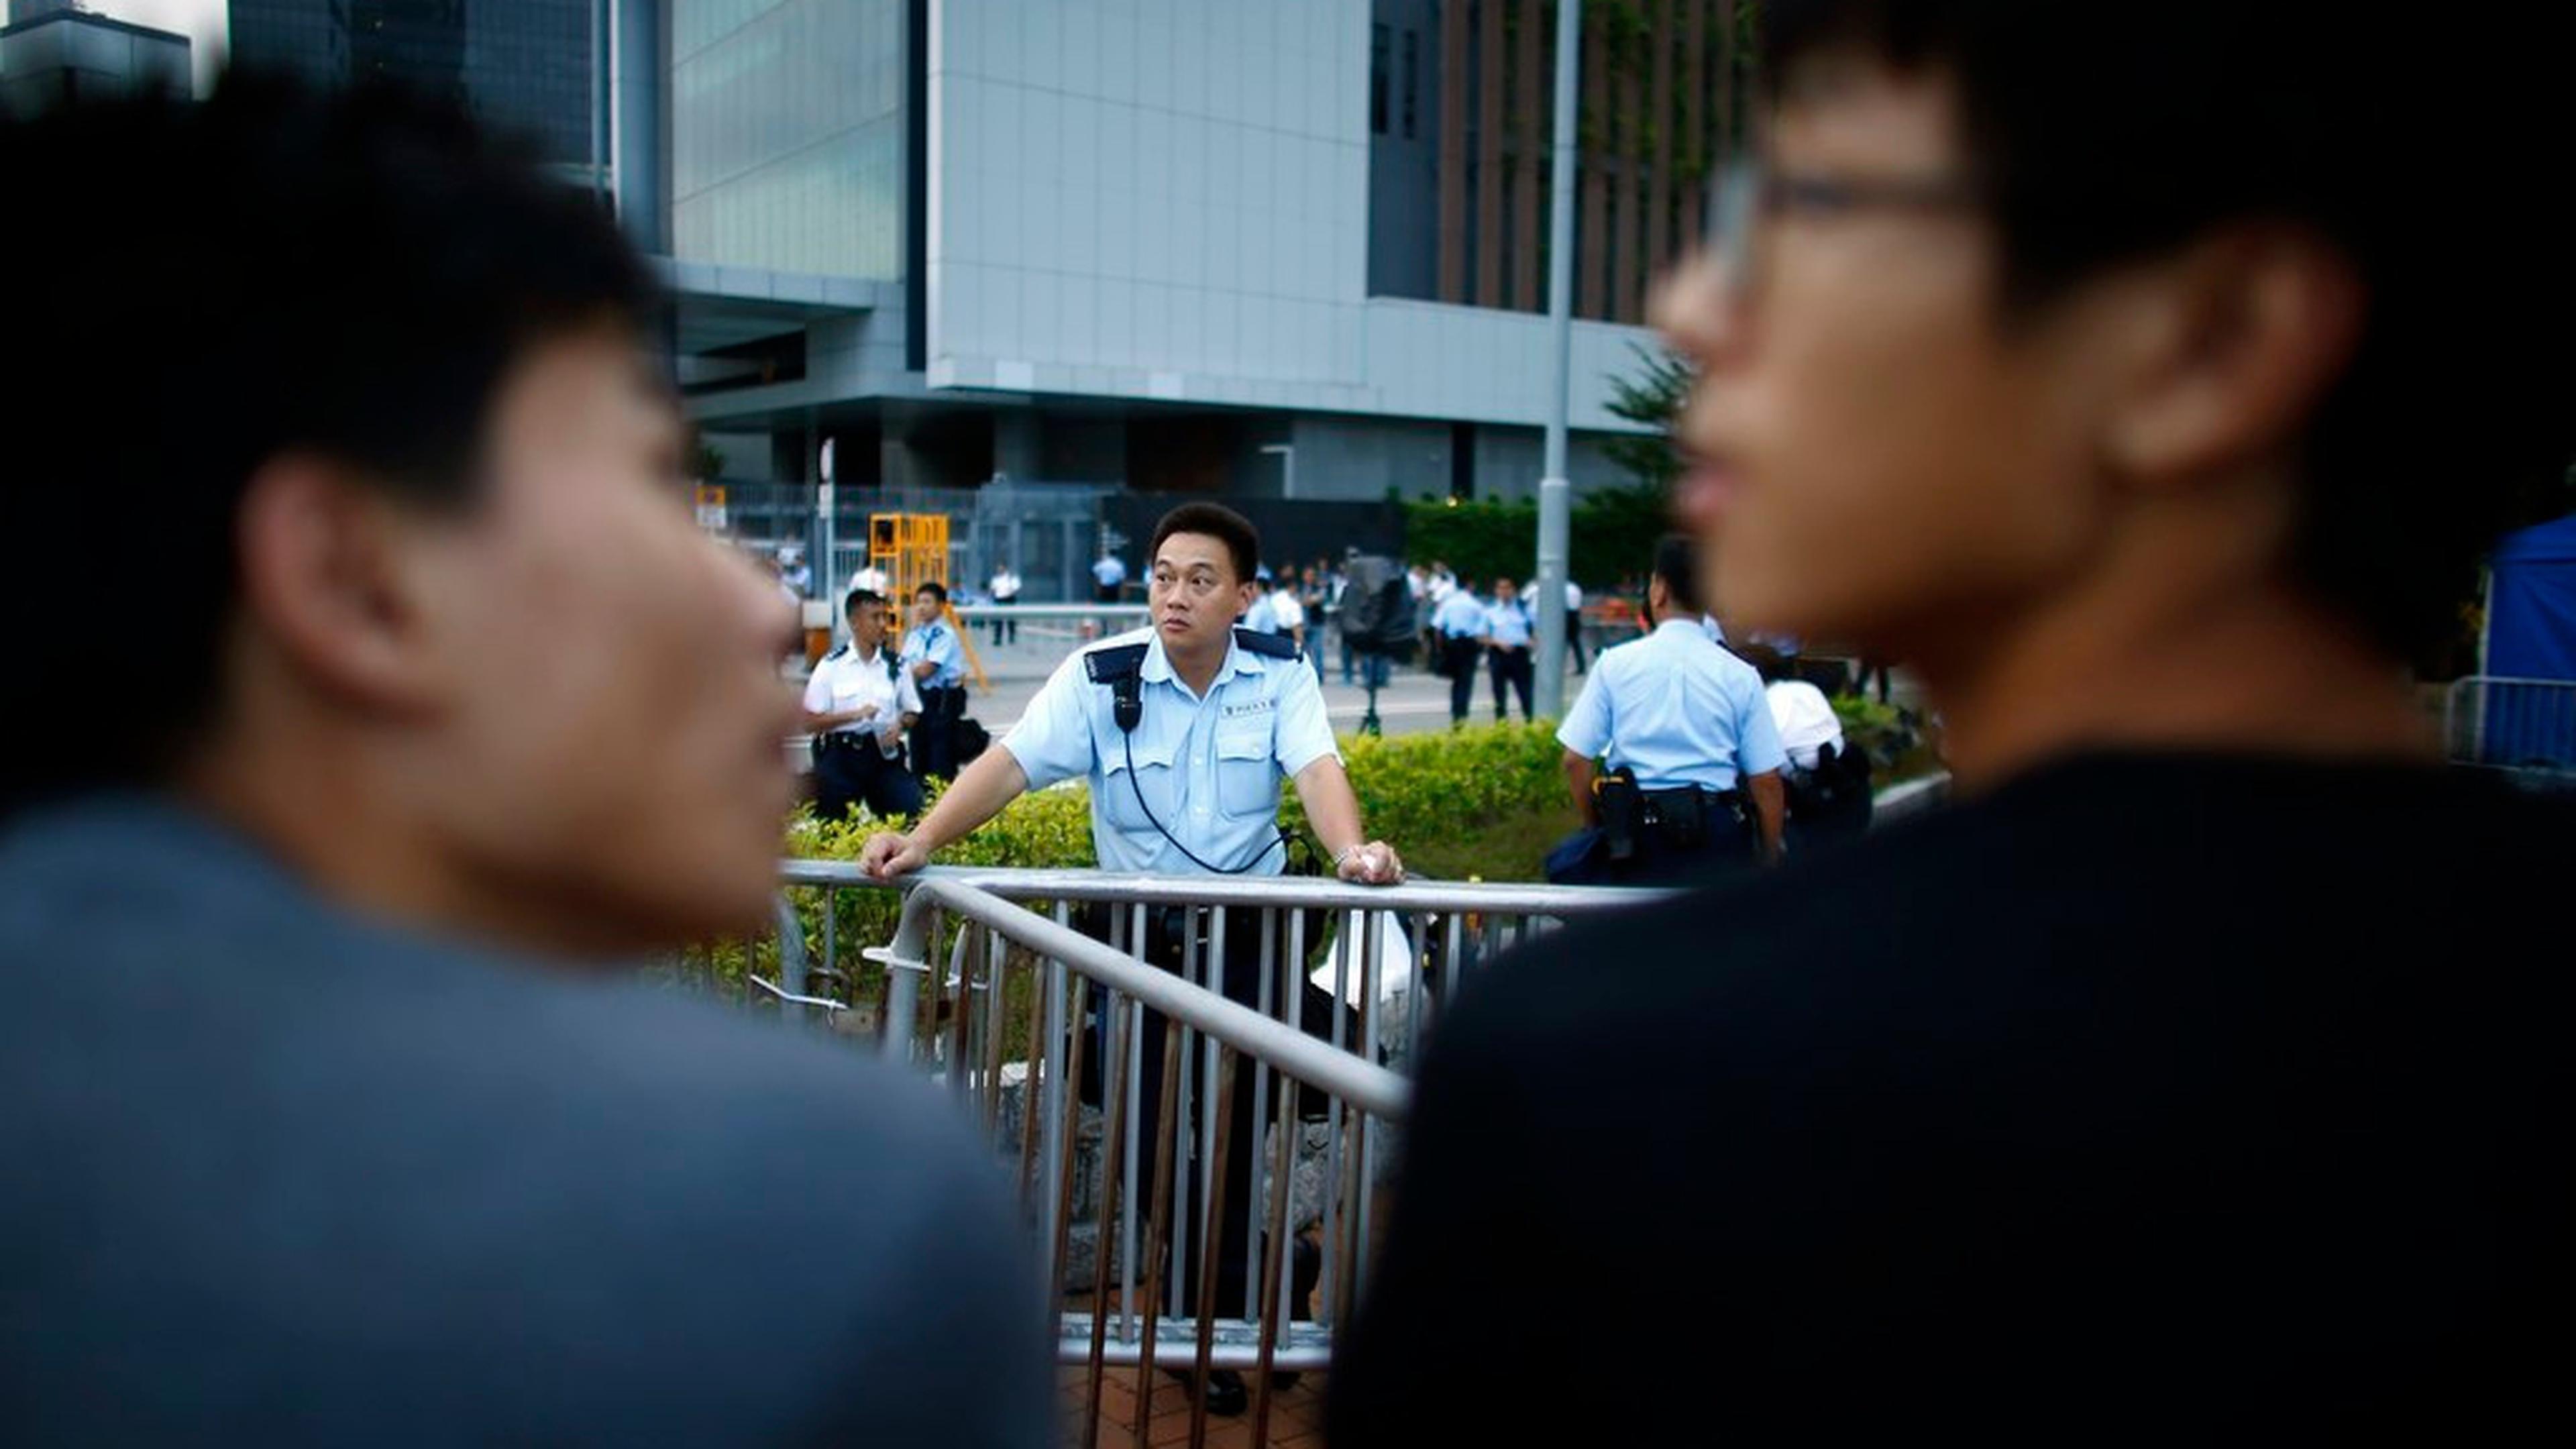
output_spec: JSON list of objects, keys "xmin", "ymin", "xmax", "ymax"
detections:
[{"xmin": 1334, "ymin": 3, "xmax": 2573, "ymax": 1442}]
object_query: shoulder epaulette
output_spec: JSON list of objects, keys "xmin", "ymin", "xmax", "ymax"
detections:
[
  {"xmin": 1232, "ymin": 627, "xmax": 1299, "ymax": 660},
  {"xmin": 822, "ymin": 643, "xmax": 849, "ymax": 661},
  {"xmin": 1082, "ymin": 641, "xmax": 1151, "ymax": 685}
]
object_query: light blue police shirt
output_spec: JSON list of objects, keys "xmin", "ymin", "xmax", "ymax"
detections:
[
  {"xmin": 900, "ymin": 620, "xmax": 965, "ymax": 690},
  {"xmin": 1433, "ymin": 591, "xmax": 1487, "ymax": 638},
  {"xmin": 1002, "ymin": 628, "xmax": 1340, "ymax": 875},
  {"xmin": 1484, "ymin": 598, "xmax": 1533, "ymax": 648},
  {"xmin": 1092, "ymin": 556, "xmax": 1127, "ymax": 588},
  {"xmin": 1557, "ymin": 619, "xmax": 1788, "ymax": 792},
  {"xmin": 1242, "ymin": 592, "xmax": 1281, "ymax": 635}
]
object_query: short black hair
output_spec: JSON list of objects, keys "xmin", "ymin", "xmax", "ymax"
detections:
[
  {"xmin": 914, "ymin": 580, "xmax": 948, "ymax": 605},
  {"xmin": 1150, "ymin": 503, "xmax": 1260, "ymax": 584},
  {"xmin": 3, "ymin": 78, "xmax": 660, "ymax": 813},
  {"xmin": 1764, "ymin": 1, "xmax": 2575, "ymax": 660},
  {"xmin": 846, "ymin": 588, "xmax": 887, "ymax": 619},
  {"xmin": 1652, "ymin": 535, "xmax": 1704, "ymax": 616}
]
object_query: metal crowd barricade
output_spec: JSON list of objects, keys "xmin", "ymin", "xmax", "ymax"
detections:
[
  {"xmin": 770, "ymin": 862, "xmax": 1668, "ymax": 1446},
  {"xmin": 2445, "ymin": 675, "xmax": 2576, "ymax": 777}
]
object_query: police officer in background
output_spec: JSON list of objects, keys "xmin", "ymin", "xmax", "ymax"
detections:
[
  {"xmin": 1550, "ymin": 535, "xmax": 1786, "ymax": 884},
  {"xmin": 900, "ymin": 581, "xmax": 967, "ymax": 782},
  {"xmin": 859, "ymin": 501, "xmax": 1402, "ymax": 1417},
  {"xmin": 1481, "ymin": 576, "xmax": 1536, "ymax": 722},
  {"xmin": 1432, "ymin": 579, "xmax": 1488, "ymax": 726},
  {"xmin": 802, "ymin": 589, "xmax": 924, "ymax": 823}
]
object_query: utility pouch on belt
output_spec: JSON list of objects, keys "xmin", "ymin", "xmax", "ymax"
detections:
[
  {"xmin": 1595, "ymin": 767, "xmax": 1644, "ymax": 862},
  {"xmin": 1646, "ymin": 787, "xmax": 1708, "ymax": 849}
]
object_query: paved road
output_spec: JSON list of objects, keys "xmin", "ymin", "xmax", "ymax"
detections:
[{"xmin": 934, "ymin": 621, "xmax": 1603, "ymax": 739}]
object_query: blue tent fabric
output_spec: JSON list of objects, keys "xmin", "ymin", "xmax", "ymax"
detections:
[{"xmin": 2489, "ymin": 513, "xmax": 2576, "ymax": 681}]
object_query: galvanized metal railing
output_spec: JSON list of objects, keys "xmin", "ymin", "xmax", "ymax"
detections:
[
  {"xmin": 761, "ymin": 863, "xmax": 1668, "ymax": 1446},
  {"xmin": 2444, "ymin": 675, "xmax": 2576, "ymax": 775}
]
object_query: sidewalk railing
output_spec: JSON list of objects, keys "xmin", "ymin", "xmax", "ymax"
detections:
[
  {"xmin": 757, "ymin": 863, "xmax": 1667, "ymax": 1444},
  {"xmin": 2444, "ymin": 675, "xmax": 2576, "ymax": 775}
]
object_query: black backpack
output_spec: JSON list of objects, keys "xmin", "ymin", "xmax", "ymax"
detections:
[{"xmin": 1338, "ymin": 555, "xmax": 1417, "ymax": 653}]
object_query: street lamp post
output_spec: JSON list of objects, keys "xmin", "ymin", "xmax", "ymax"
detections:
[{"xmin": 1534, "ymin": 0, "xmax": 1582, "ymax": 719}]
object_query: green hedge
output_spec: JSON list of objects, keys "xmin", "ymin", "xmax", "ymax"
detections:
[{"xmin": 1401, "ymin": 488, "xmax": 1669, "ymax": 590}]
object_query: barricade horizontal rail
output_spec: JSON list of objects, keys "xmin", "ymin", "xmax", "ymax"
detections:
[{"xmin": 749, "ymin": 862, "xmax": 1673, "ymax": 1446}]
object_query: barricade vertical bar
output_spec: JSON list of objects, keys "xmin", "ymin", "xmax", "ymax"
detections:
[
  {"xmin": 946, "ymin": 921, "xmax": 975, "ymax": 1102},
  {"xmin": 1018, "ymin": 955, "xmax": 1046, "ymax": 1195},
  {"xmin": 1244, "ymin": 907, "xmax": 1275, "ymax": 1322},
  {"xmin": 1277, "ymin": 906, "xmax": 1307, "ymax": 1340},
  {"xmin": 1185, "ymin": 1051, "xmax": 1240, "ymax": 1449},
  {"xmin": 1197, "ymin": 908, "xmax": 1227, "ymax": 1322},
  {"xmin": 1358, "ymin": 908, "xmax": 1384, "ymax": 1275},
  {"xmin": 1445, "ymin": 911, "xmax": 1466, "ymax": 1000},
  {"xmin": 820, "ymin": 885, "xmax": 837, "ymax": 981},
  {"xmin": 1405, "ymin": 912, "xmax": 1431, "ymax": 1064},
  {"xmin": 1081, "ymin": 992, "xmax": 1134, "ymax": 1449},
  {"xmin": 1247, "ymin": 1014, "xmax": 1300, "ymax": 1446},
  {"xmin": 1121, "ymin": 984, "xmax": 1143, "ymax": 1348},
  {"xmin": 982, "ymin": 928, "xmax": 1009, "ymax": 1132},
  {"xmin": 1038, "ymin": 902, "xmax": 1071, "ymax": 1240},
  {"xmin": 1130, "ymin": 1022, "xmax": 1187, "ymax": 1446},
  {"xmin": 1122, "ymin": 902, "xmax": 1147, "ymax": 1348},
  {"xmin": 1169, "ymin": 908, "xmax": 1198, "ymax": 1322},
  {"xmin": 1044, "ymin": 969, "xmax": 1089, "ymax": 1321},
  {"xmin": 1318, "ymin": 912, "xmax": 1350, "ymax": 1328}
]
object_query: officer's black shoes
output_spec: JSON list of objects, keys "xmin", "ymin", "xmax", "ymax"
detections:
[{"xmin": 1161, "ymin": 1368, "xmax": 1248, "ymax": 1417}]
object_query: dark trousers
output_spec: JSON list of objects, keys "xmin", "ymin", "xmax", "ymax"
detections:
[
  {"xmin": 1565, "ymin": 610, "xmax": 1588, "ymax": 673},
  {"xmin": 810, "ymin": 735, "xmax": 924, "ymax": 823},
  {"xmin": 988, "ymin": 608, "xmax": 1018, "ymax": 647},
  {"xmin": 914, "ymin": 686, "xmax": 963, "ymax": 782},
  {"xmin": 1081, "ymin": 906, "xmax": 1335, "ymax": 1320},
  {"xmin": 1489, "ymin": 645, "xmax": 1533, "ymax": 721},
  {"xmin": 1096, "ymin": 582, "xmax": 1123, "ymax": 604},
  {"xmin": 1442, "ymin": 637, "xmax": 1481, "ymax": 722}
]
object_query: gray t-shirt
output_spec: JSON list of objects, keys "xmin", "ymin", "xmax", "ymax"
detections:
[{"xmin": 0, "ymin": 796, "xmax": 1049, "ymax": 1446}]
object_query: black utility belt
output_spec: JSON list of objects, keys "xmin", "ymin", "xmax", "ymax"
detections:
[
  {"xmin": 821, "ymin": 731, "xmax": 896, "ymax": 751},
  {"xmin": 1638, "ymin": 785, "xmax": 1742, "ymax": 822}
]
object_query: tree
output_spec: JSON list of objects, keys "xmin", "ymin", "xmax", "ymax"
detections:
[{"xmin": 1601, "ymin": 343, "xmax": 1694, "ymax": 492}]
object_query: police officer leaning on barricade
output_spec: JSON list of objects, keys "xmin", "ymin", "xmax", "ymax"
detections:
[
  {"xmin": 900, "ymin": 580, "xmax": 967, "ymax": 782},
  {"xmin": 1547, "ymin": 534, "xmax": 1787, "ymax": 885},
  {"xmin": 859, "ymin": 501, "xmax": 1403, "ymax": 1419},
  {"xmin": 802, "ymin": 589, "xmax": 926, "ymax": 824}
]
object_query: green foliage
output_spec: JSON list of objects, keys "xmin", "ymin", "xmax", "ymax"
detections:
[
  {"xmin": 1601, "ymin": 343, "xmax": 1693, "ymax": 493},
  {"xmin": 1401, "ymin": 488, "xmax": 1671, "ymax": 590}
]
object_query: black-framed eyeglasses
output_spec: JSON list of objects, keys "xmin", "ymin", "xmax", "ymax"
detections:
[{"xmin": 1707, "ymin": 156, "xmax": 1984, "ymax": 301}]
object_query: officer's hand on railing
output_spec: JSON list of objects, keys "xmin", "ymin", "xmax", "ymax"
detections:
[
  {"xmin": 1335, "ymin": 840, "xmax": 1404, "ymax": 885},
  {"xmin": 859, "ymin": 830, "xmax": 928, "ymax": 881}
]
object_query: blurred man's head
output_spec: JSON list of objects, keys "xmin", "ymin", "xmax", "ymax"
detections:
[
  {"xmin": 1660, "ymin": 1, "xmax": 2572, "ymax": 672},
  {"xmin": 3, "ymin": 81, "xmax": 798, "ymax": 956},
  {"xmin": 1495, "ymin": 577, "xmax": 1519, "ymax": 604}
]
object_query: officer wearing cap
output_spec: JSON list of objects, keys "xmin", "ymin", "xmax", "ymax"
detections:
[
  {"xmin": 860, "ymin": 500, "xmax": 1401, "ymax": 1417},
  {"xmin": 900, "ymin": 581, "xmax": 967, "ymax": 782},
  {"xmin": 1550, "ymin": 535, "xmax": 1787, "ymax": 884},
  {"xmin": 802, "ymin": 589, "xmax": 924, "ymax": 823}
]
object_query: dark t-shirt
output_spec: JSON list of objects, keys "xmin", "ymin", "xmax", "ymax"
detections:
[{"xmin": 1330, "ymin": 753, "xmax": 2573, "ymax": 1444}]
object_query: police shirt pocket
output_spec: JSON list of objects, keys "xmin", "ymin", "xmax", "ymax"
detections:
[
  {"xmin": 1102, "ymin": 735, "xmax": 1180, "ymax": 832},
  {"xmin": 1216, "ymin": 724, "xmax": 1277, "ymax": 818}
]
